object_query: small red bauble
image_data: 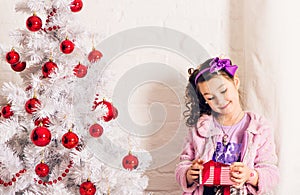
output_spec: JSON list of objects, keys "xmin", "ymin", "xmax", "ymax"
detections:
[
  {"xmin": 60, "ymin": 39, "xmax": 75, "ymax": 54},
  {"xmin": 34, "ymin": 117, "xmax": 51, "ymax": 127},
  {"xmin": 70, "ymin": 0, "xmax": 83, "ymax": 12},
  {"xmin": 112, "ymin": 106, "xmax": 118, "ymax": 119},
  {"xmin": 62, "ymin": 131, "xmax": 79, "ymax": 149},
  {"xmin": 79, "ymin": 180, "xmax": 96, "ymax": 195},
  {"xmin": 30, "ymin": 126, "xmax": 51, "ymax": 147},
  {"xmin": 1, "ymin": 105, "xmax": 14, "ymax": 118},
  {"xmin": 35, "ymin": 162, "xmax": 49, "ymax": 177},
  {"xmin": 93, "ymin": 100, "xmax": 115, "ymax": 122},
  {"xmin": 88, "ymin": 49, "xmax": 103, "ymax": 63},
  {"xmin": 11, "ymin": 61, "xmax": 26, "ymax": 72},
  {"xmin": 6, "ymin": 49, "xmax": 20, "ymax": 64},
  {"xmin": 26, "ymin": 14, "xmax": 42, "ymax": 32},
  {"xmin": 42, "ymin": 60, "xmax": 58, "ymax": 78},
  {"xmin": 74, "ymin": 63, "xmax": 88, "ymax": 78},
  {"xmin": 122, "ymin": 152, "xmax": 139, "ymax": 170},
  {"xmin": 25, "ymin": 98, "xmax": 41, "ymax": 114},
  {"xmin": 89, "ymin": 123, "xmax": 103, "ymax": 138}
]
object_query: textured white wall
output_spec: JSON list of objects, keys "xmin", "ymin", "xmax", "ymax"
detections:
[{"xmin": 1, "ymin": 0, "xmax": 299, "ymax": 194}]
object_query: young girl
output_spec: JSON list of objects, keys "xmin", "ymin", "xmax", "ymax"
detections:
[{"xmin": 175, "ymin": 57, "xmax": 279, "ymax": 194}]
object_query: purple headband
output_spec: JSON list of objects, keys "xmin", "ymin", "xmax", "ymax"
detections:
[{"xmin": 194, "ymin": 57, "xmax": 238, "ymax": 85}]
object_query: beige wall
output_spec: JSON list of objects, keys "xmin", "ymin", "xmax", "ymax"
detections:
[{"xmin": 1, "ymin": 0, "xmax": 300, "ymax": 194}]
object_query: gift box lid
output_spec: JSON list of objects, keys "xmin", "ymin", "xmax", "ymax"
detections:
[{"xmin": 200, "ymin": 160, "xmax": 234, "ymax": 186}]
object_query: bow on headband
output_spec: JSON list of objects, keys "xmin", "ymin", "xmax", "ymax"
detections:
[{"xmin": 194, "ymin": 57, "xmax": 238, "ymax": 85}]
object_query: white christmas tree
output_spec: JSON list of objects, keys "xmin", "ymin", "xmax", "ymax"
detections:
[{"xmin": 0, "ymin": 0, "xmax": 151, "ymax": 194}]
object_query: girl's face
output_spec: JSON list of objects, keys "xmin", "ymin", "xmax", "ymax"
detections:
[{"xmin": 198, "ymin": 75, "xmax": 241, "ymax": 115}]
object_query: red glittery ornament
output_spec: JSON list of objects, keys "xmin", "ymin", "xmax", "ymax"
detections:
[
  {"xmin": 89, "ymin": 123, "xmax": 103, "ymax": 138},
  {"xmin": 122, "ymin": 152, "xmax": 139, "ymax": 170},
  {"xmin": 70, "ymin": 0, "xmax": 83, "ymax": 12},
  {"xmin": 62, "ymin": 131, "xmax": 79, "ymax": 149},
  {"xmin": 93, "ymin": 100, "xmax": 115, "ymax": 122},
  {"xmin": 25, "ymin": 98, "xmax": 41, "ymax": 114},
  {"xmin": 1, "ymin": 105, "xmax": 14, "ymax": 118},
  {"xmin": 30, "ymin": 126, "xmax": 51, "ymax": 147},
  {"xmin": 26, "ymin": 14, "xmax": 42, "ymax": 32},
  {"xmin": 11, "ymin": 61, "xmax": 26, "ymax": 72},
  {"xmin": 34, "ymin": 117, "xmax": 51, "ymax": 127},
  {"xmin": 42, "ymin": 60, "xmax": 58, "ymax": 78},
  {"xmin": 6, "ymin": 49, "xmax": 20, "ymax": 64},
  {"xmin": 88, "ymin": 48, "xmax": 103, "ymax": 63},
  {"xmin": 73, "ymin": 63, "xmax": 88, "ymax": 78},
  {"xmin": 60, "ymin": 39, "xmax": 75, "ymax": 54},
  {"xmin": 35, "ymin": 162, "xmax": 49, "ymax": 177},
  {"xmin": 79, "ymin": 180, "xmax": 96, "ymax": 195}
]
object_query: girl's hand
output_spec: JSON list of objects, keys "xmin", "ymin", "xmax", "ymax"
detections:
[
  {"xmin": 186, "ymin": 159, "xmax": 204, "ymax": 186},
  {"xmin": 230, "ymin": 162, "xmax": 258, "ymax": 188}
]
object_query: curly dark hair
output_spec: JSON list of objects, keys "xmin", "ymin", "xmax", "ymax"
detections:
[{"xmin": 183, "ymin": 58, "xmax": 236, "ymax": 127}]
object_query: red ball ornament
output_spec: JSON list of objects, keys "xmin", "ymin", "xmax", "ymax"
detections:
[
  {"xmin": 30, "ymin": 126, "xmax": 51, "ymax": 147},
  {"xmin": 94, "ymin": 100, "xmax": 115, "ymax": 122},
  {"xmin": 6, "ymin": 49, "xmax": 20, "ymax": 64},
  {"xmin": 25, "ymin": 98, "xmax": 41, "ymax": 114},
  {"xmin": 88, "ymin": 48, "xmax": 103, "ymax": 63},
  {"xmin": 26, "ymin": 14, "xmax": 42, "ymax": 32},
  {"xmin": 60, "ymin": 39, "xmax": 75, "ymax": 54},
  {"xmin": 1, "ymin": 105, "xmax": 14, "ymax": 118},
  {"xmin": 62, "ymin": 131, "xmax": 79, "ymax": 149},
  {"xmin": 73, "ymin": 63, "xmax": 88, "ymax": 78},
  {"xmin": 89, "ymin": 123, "xmax": 103, "ymax": 138},
  {"xmin": 79, "ymin": 180, "xmax": 96, "ymax": 195},
  {"xmin": 35, "ymin": 162, "xmax": 49, "ymax": 177},
  {"xmin": 34, "ymin": 117, "xmax": 51, "ymax": 127},
  {"xmin": 122, "ymin": 152, "xmax": 139, "ymax": 170},
  {"xmin": 112, "ymin": 106, "xmax": 118, "ymax": 119},
  {"xmin": 42, "ymin": 60, "xmax": 58, "ymax": 78},
  {"xmin": 11, "ymin": 61, "xmax": 26, "ymax": 72},
  {"xmin": 70, "ymin": 0, "xmax": 83, "ymax": 12}
]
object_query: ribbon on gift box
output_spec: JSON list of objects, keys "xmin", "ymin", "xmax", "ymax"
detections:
[{"xmin": 199, "ymin": 160, "xmax": 233, "ymax": 195}]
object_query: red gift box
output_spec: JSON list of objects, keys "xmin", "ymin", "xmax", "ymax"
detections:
[{"xmin": 199, "ymin": 160, "xmax": 234, "ymax": 195}]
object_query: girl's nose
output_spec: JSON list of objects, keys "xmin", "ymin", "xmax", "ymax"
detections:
[{"xmin": 214, "ymin": 94, "xmax": 226, "ymax": 106}]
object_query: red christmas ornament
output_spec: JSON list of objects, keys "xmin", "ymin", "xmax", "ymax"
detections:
[
  {"xmin": 70, "ymin": 0, "xmax": 83, "ymax": 12},
  {"xmin": 73, "ymin": 63, "xmax": 88, "ymax": 78},
  {"xmin": 89, "ymin": 123, "xmax": 103, "ymax": 138},
  {"xmin": 93, "ymin": 100, "xmax": 115, "ymax": 122},
  {"xmin": 122, "ymin": 152, "xmax": 139, "ymax": 170},
  {"xmin": 34, "ymin": 117, "xmax": 51, "ymax": 127},
  {"xmin": 35, "ymin": 162, "xmax": 49, "ymax": 177},
  {"xmin": 42, "ymin": 60, "xmax": 58, "ymax": 78},
  {"xmin": 26, "ymin": 14, "xmax": 42, "ymax": 32},
  {"xmin": 112, "ymin": 106, "xmax": 118, "ymax": 119},
  {"xmin": 11, "ymin": 61, "xmax": 26, "ymax": 72},
  {"xmin": 62, "ymin": 131, "xmax": 79, "ymax": 149},
  {"xmin": 1, "ymin": 105, "xmax": 14, "ymax": 118},
  {"xmin": 60, "ymin": 39, "xmax": 75, "ymax": 54},
  {"xmin": 30, "ymin": 126, "xmax": 51, "ymax": 147},
  {"xmin": 88, "ymin": 48, "xmax": 103, "ymax": 63},
  {"xmin": 79, "ymin": 180, "xmax": 96, "ymax": 195},
  {"xmin": 25, "ymin": 98, "xmax": 41, "ymax": 114},
  {"xmin": 6, "ymin": 49, "xmax": 20, "ymax": 64}
]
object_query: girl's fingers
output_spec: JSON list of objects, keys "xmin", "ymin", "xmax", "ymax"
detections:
[
  {"xmin": 231, "ymin": 162, "xmax": 244, "ymax": 167},
  {"xmin": 230, "ymin": 172, "xmax": 243, "ymax": 179},
  {"xmin": 190, "ymin": 175, "xmax": 199, "ymax": 180},
  {"xmin": 189, "ymin": 169, "xmax": 200, "ymax": 175},
  {"xmin": 192, "ymin": 164, "xmax": 203, "ymax": 170}
]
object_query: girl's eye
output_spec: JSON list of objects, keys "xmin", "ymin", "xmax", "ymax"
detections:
[
  {"xmin": 207, "ymin": 97, "xmax": 214, "ymax": 101},
  {"xmin": 221, "ymin": 89, "xmax": 227, "ymax": 94}
]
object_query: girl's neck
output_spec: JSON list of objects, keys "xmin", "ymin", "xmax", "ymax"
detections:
[{"xmin": 215, "ymin": 108, "xmax": 244, "ymax": 126}]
